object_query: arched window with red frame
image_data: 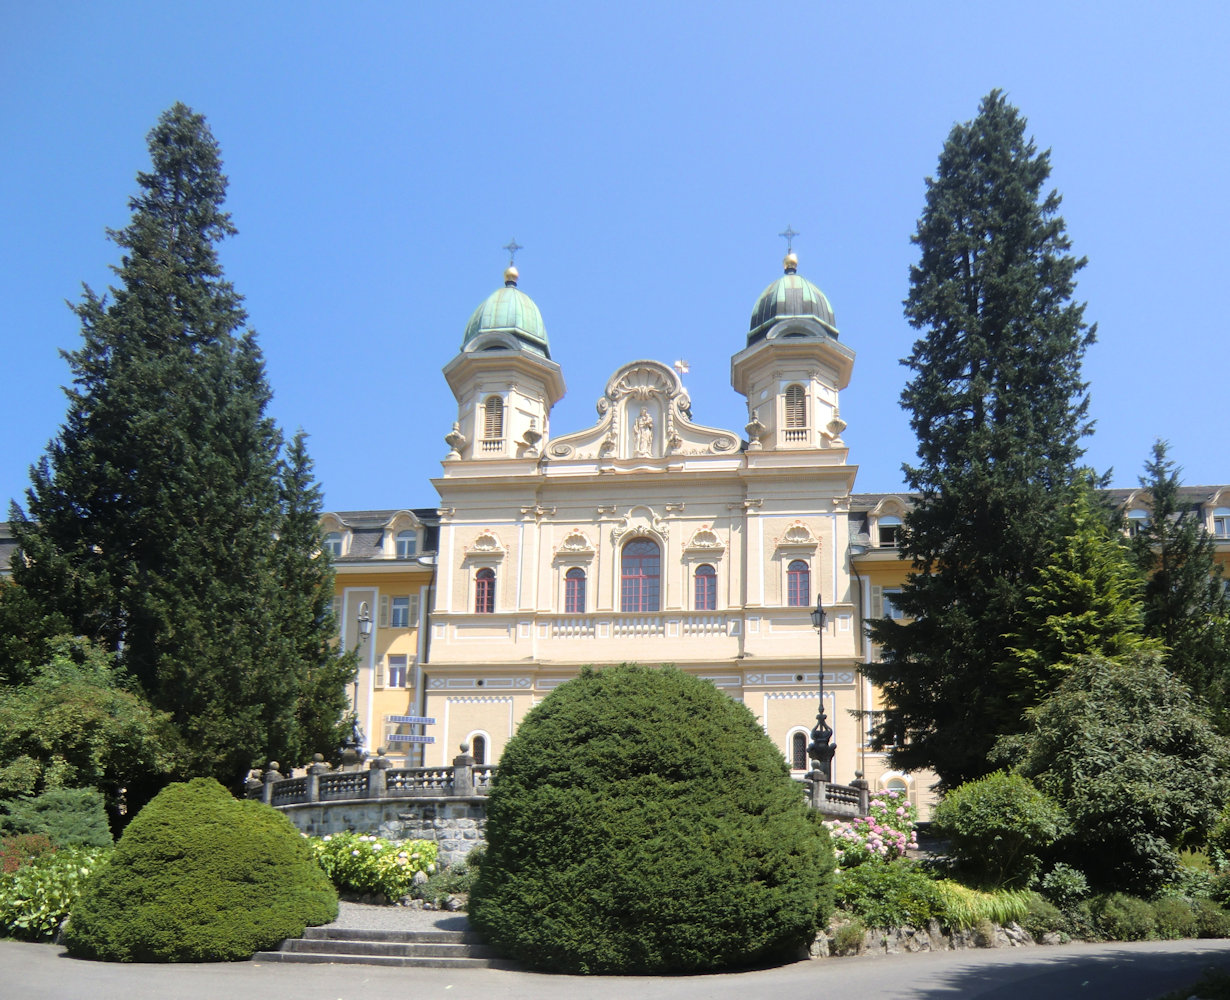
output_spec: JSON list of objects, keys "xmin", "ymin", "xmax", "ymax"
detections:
[
  {"xmin": 694, "ymin": 564, "xmax": 716, "ymax": 611},
  {"xmin": 475, "ymin": 567, "xmax": 496, "ymax": 614},
  {"xmin": 621, "ymin": 538, "xmax": 661, "ymax": 612},
  {"xmin": 787, "ymin": 559, "xmax": 810, "ymax": 607},
  {"xmin": 565, "ymin": 567, "xmax": 586, "ymax": 613}
]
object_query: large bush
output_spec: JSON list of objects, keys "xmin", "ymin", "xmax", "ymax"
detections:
[
  {"xmin": 1001, "ymin": 653, "xmax": 1230, "ymax": 893},
  {"xmin": 468, "ymin": 665, "xmax": 833, "ymax": 974},
  {"xmin": 932, "ymin": 771, "xmax": 1064, "ymax": 887},
  {"xmin": 64, "ymin": 778, "xmax": 337, "ymax": 961}
]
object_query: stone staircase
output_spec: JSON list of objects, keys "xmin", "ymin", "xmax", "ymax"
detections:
[{"xmin": 254, "ymin": 926, "xmax": 513, "ymax": 968}]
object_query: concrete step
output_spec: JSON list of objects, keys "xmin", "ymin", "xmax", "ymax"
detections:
[{"xmin": 253, "ymin": 925, "xmax": 513, "ymax": 969}]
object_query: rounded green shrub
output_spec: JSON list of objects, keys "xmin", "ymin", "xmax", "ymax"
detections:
[
  {"xmin": 1021, "ymin": 894, "xmax": 1068, "ymax": 940},
  {"xmin": 63, "ymin": 778, "xmax": 337, "ymax": 961},
  {"xmin": 1090, "ymin": 892, "xmax": 1156, "ymax": 941},
  {"xmin": 931, "ymin": 771, "xmax": 1064, "ymax": 887},
  {"xmin": 834, "ymin": 861, "xmax": 942, "ymax": 929},
  {"xmin": 1192, "ymin": 898, "xmax": 1230, "ymax": 938},
  {"xmin": 468, "ymin": 665, "xmax": 833, "ymax": 974},
  {"xmin": 1151, "ymin": 896, "xmax": 1197, "ymax": 940}
]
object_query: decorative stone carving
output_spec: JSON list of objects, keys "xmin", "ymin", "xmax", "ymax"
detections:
[
  {"xmin": 634, "ymin": 407, "xmax": 654, "ymax": 457},
  {"xmin": 685, "ymin": 525, "xmax": 725, "ymax": 553},
  {"xmin": 776, "ymin": 521, "xmax": 819, "ymax": 550},
  {"xmin": 464, "ymin": 530, "xmax": 505, "ymax": 559},
  {"xmin": 555, "ymin": 529, "xmax": 595, "ymax": 557},
  {"xmin": 444, "ymin": 422, "xmax": 468, "ymax": 460}
]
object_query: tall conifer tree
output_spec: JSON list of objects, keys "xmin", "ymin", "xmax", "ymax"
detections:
[
  {"xmin": 9, "ymin": 104, "xmax": 349, "ymax": 788},
  {"xmin": 864, "ymin": 91, "xmax": 1095, "ymax": 787},
  {"xmin": 1133, "ymin": 441, "xmax": 1230, "ymax": 723}
]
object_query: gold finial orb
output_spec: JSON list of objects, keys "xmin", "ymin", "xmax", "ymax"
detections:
[
  {"xmin": 783, "ymin": 252, "xmax": 798, "ymax": 273},
  {"xmin": 504, "ymin": 264, "xmax": 519, "ymax": 286}
]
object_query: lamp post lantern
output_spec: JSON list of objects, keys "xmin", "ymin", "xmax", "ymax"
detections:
[{"xmin": 808, "ymin": 593, "xmax": 836, "ymax": 783}]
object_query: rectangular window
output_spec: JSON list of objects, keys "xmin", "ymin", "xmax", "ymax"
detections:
[
  {"xmin": 387, "ymin": 655, "xmax": 408, "ymax": 689},
  {"xmin": 1214, "ymin": 511, "xmax": 1230, "ymax": 538},
  {"xmin": 883, "ymin": 590, "xmax": 905, "ymax": 620},
  {"xmin": 391, "ymin": 596, "xmax": 410, "ymax": 628}
]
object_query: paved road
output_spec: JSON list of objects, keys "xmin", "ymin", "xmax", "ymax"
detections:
[{"xmin": 6, "ymin": 938, "xmax": 1230, "ymax": 1000}]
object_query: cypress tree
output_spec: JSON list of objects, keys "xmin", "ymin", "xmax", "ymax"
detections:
[
  {"xmin": 1133, "ymin": 441, "xmax": 1230, "ymax": 722},
  {"xmin": 9, "ymin": 104, "xmax": 348, "ymax": 788},
  {"xmin": 864, "ymin": 91, "xmax": 1095, "ymax": 787}
]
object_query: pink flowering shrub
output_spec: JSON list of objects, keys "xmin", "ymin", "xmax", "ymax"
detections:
[{"xmin": 826, "ymin": 790, "xmax": 918, "ymax": 867}]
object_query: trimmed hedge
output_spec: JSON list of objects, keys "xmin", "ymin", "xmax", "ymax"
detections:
[
  {"xmin": 469, "ymin": 665, "xmax": 833, "ymax": 974},
  {"xmin": 64, "ymin": 778, "xmax": 337, "ymax": 961}
]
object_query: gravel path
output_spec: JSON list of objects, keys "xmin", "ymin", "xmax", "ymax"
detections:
[{"xmin": 325, "ymin": 900, "xmax": 471, "ymax": 933}]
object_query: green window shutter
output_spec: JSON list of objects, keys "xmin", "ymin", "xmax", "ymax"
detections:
[
  {"xmin": 375, "ymin": 659, "xmax": 385, "ymax": 688},
  {"xmin": 408, "ymin": 594, "xmax": 420, "ymax": 625},
  {"xmin": 378, "ymin": 595, "xmax": 390, "ymax": 628},
  {"xmin": 871, "ymin": 585, "xmax": 883, "ymax": 619}
]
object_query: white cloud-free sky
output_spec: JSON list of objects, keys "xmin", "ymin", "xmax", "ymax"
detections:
[{"xmin": 3, "ymin": 2, "xmax": 1226, "ymax": 513}]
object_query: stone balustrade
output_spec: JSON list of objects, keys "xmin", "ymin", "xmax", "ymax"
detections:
[{"xmin": 259, "ymin": 745, "xmax": 870, "ymax": 865}]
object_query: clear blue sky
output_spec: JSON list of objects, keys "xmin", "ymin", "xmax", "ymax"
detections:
[{"xmin": 3, "ymin": 2, "xmax": 1227, "ymax": 514}]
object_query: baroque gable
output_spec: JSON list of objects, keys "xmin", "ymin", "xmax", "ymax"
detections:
[{"xmin": 547, "ymin": 360, "xmax": 740, "ymax": 461}]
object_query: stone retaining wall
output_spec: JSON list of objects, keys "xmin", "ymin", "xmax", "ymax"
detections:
[{"xmin": 279, "ymin": 797, "xmax": 487, "ymax": 867}]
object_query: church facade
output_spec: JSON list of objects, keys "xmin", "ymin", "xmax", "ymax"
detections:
[
  {"xmin": 337, "ymin": 251, "xmax": 933, "ymax": 804},
  {"xmin": 319, "ymin": 253, "xmax": 1230, "ymax": 813}
]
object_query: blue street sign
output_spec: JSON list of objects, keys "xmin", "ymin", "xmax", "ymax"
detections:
[
  {"xmin": 386, "ymin": 734, "xmax": 435, "ymax": 744},
  {"xmin": 386, "ymin": 715, "xmax": 436, "ymax": 725}
]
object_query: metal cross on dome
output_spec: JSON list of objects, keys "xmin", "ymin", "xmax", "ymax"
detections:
[
  {"xmin": 503, "ymin": 238, "xmax": 524, "ymax": 266},
  {"xmin": 778, "ymin": 225, "xmax": 799, "ymax": 252}
]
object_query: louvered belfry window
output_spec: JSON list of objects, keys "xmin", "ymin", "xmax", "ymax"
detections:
[
  {"xmin": 482, "ymin": 395, "xmax": 504, "ymax": 451},
  {"xmin": 784, "ymin": 384, "xmax": 807, "ymax": 428}
]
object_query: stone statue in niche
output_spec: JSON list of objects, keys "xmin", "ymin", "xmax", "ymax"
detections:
[{"xmin": 634, "ymin": 407, "xmax": 654, "ymax": 457}]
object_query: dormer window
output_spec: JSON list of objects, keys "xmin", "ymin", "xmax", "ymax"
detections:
[
  {"xmin": 1127, "ymin": 509, "xmax": 1150, "ymax": 537},
  {"xmin": 323, "ymin": 531, "xmax": 343, "ymax": 557},
  {"xmin": 1214, "ymin": 507, "xmax": 1230, "ymax": 539},
  {"xmin": 784, "ymin": 384, "xmax": 807, "ymax": 443},
  {"xmin": 396, "ymin": 530, "xmax": 418, "ymax": 557},
  {"xmin": 878, "ymin": 515, "xmax": 902, "ymax": 548}
]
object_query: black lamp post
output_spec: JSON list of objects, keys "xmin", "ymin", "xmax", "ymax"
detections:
[
  {"xmin": 344, "ymin": 602, "xmax": 374, "ymax": 757},
  {"xmin": 808, "ymin": 593, "xmax": 836, "ymax": 782}
]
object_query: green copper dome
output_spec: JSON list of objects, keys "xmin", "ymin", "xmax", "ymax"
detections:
[
  {"xmin": 747, "ymin": 255, "xmax": 837, "ymax": 344},
  {"xmin": 462, "ymin": 267, "xmax": 550, "ymax": 359}
]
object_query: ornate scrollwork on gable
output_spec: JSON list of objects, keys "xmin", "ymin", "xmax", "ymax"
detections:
[
  {"xmin": 685, "ymin": 524, "xmax": 725, "ymax": 554},
  {"xmin": 464, "ymin": 530, "xmax": 505, "ymax": 560},
  {"xmin": 775, "ymin": 520, "xmax": 819, "ymax": 551}
]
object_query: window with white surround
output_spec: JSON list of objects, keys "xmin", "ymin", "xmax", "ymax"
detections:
[
  {"xmin": 391, "ymin": 596, "xmax": 411, "ymax": 628},
  {"xmin": 883, "ymin": 589, "xmax": 905, "ymax": 620},
  {"xmin": 323, "ymin": 532, "xmax": 343, "ymax": 557},
  {"xmin": 1214, "ymin": 507, "xmax": 1230, "ymax": 539},
  {"xmin": 386, "ymin": 655, "xmax": 408, "ymax": 689},
  {"xmin": 878, "ymin": 515, "xmax": 902, "ymax": 548},
  {"xmin": 475, "ymin": 568, "xmax": 496, "ymax": 613},
  {"xmin": 787, "ymin": 559, "xmax": 810, "ymax": 607},
  {"xmin": 470, "ymin": 733, "xmax": 489, "ymax": 765},
  {"xmin": 621, "ymin": 539, "xmax": 661, "ymax": 612},
  {"xmin": 396, "ymin": 530, "xmax": 417, "ymax": 557},
  {"xmin": 565, "ymin": 567, "xmax": 586, "ymax": 613},
  {"xmin": 694, "ymin": 564, "xmax": 717, "ymax": 611},
  {"xmin": 1127, "ymin": 509, "xmax": 1150, "ymax": 537},
  {"xmin": 790, "ymin": 730, "xmax": 808, "ymax": 770}
]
